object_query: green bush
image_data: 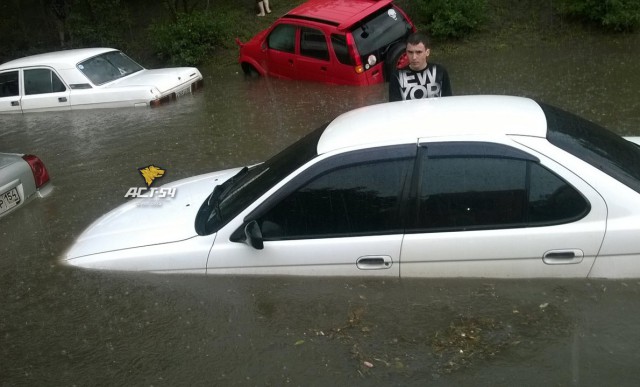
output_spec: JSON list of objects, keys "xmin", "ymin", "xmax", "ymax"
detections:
[
  {"xmin": 413, "ymin": 0, "xmax": 488, "ymax": 39},
  {"xmin": 67, "ymin": 0, "xmax": 132, "ymax": 49},
  {"xmin": 555, "ymin": 0, "xmax": 640, "ymax": 31},
  {"xmin": 148, "ymin": 10, "xmax": 241, "ymax": 66}
]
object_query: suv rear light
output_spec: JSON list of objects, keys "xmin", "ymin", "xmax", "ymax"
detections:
[
  {"xmin": 346, "ymin": 33, "xmax": 365, "ymax": 74},
  {"xmin": 22, "ymin": 155, "xmax": 50, "ymax": 188}
]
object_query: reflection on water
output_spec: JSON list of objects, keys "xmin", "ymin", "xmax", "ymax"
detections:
[{"xmin": 0, "ymin": 33, "xmax": 639, "ymax": 385}]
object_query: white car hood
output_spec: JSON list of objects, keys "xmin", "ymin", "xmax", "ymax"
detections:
[
  {"xmin": 65, "ymin": 167, "xmax": 242, "ymax": 260},
  {"xmin": 107, "ymin": 68, "xmax": 201, "ymax": 93}
]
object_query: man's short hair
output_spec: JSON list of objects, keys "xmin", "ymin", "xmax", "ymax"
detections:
[{"xmin": 406, "ymin": 32, "xmax": 431, "ymax": 48}]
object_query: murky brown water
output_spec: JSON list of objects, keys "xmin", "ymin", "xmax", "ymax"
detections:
[{"xmin": 1, "ymin": 32, "xmax": 639, "ymax": 385}]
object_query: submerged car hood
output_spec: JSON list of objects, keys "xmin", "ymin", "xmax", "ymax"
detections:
[
  {"xmin": 65, "ymin": 167, "xmax": 242, "ymax": 260},
  {"xmin": 107, "ymin": 68, "xmax": 201, "ymax": 93}
]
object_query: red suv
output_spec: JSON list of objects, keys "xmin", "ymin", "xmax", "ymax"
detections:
[{"xmin": 236, "ymin": 0, "xmax": 415, "ymax": 86}]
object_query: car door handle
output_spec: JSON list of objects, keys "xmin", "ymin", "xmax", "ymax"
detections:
[
  {"xmin": 59, "ymin": 97, "xmax": 67, "ymax": 102},
  {"xmin": 11, "ymin": 101, "xmax": 19, "ymax": 106},
  {"xmin": 320, "ymin": 66, "xmax": 327, "ymax": 71},
  {"xmin": 356, "ymin": 255, "xmax": 393, "ymax": 270},
  {"xmin": 288, "ymin": 59, "xmax": 294, "ymax": 65},
  {"xmin": 543, "ymin": 249, "xmax": 584, "ymax": 265}
]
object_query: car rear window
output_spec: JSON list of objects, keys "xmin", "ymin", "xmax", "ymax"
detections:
[
  {"xmin": 78, "ymin": 51, "xmax": 143, "ymax": 85},
  {"xmin": 351, "ymin": 6, "xmax": 412, "ymax": 57},
  {"xmin": 543, "ymin": 103, "xmax": 640, "ymax": 194}
]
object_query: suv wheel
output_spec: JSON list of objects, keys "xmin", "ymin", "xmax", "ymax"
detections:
[{"xmin": 385, "ymin": 43, "xmax": 407, "ymax": 81}]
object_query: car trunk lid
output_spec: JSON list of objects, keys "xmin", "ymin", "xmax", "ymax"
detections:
[{"xmin": 107, "ymin": 68, "xmax": 201, "ymax": 94}]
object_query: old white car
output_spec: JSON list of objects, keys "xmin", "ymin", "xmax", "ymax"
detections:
[
  {"xmin": 63, "ymin": 96, "xmax": 640, "ymax": 278},
  {"xmin": 0, "ymin": 48, "xmax": 203, "ymax": 113},
  {"xmin": 0, "ymin": 152, "xmax": 52, "ymax": 219}
]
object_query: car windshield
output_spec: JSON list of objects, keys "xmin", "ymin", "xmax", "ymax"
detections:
[
  {"xmin": 195, "ymin": 124, "xmax": 326, "ymax": 235},
  {"xmin": 543, "ymin": 103, "xmax": 640, "ymax": 194},
  {"xmin": 77, "ymin": 51, "xmax": 144, "ymax": 85},
  {"xmin": 351, "ymin": 6, "xmax": 412, "ymax": 58}
]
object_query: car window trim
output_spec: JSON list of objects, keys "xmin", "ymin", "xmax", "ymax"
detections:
[{"xmin": 419, "ymin": 140, "xmax": 540, "ymax": 161}]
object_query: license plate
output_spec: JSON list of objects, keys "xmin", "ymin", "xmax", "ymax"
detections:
[
  {"xmin": 0, "ymin": 187, "xmax": 20, "ymax": 215},
  {"xmin": 174, "ymin": 85, "xmax": 192, "ymax": 98}
]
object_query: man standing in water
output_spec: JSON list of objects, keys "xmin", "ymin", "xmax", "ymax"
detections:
[{"xmin": 389, "ymin": 32, "xmax": 452, "ymax": 101}]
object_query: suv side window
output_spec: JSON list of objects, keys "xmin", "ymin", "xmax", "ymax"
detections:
[
  {"xmin": 24, "ymin": 68, "xmax": 66, "ymax": 95},
  {"xmin": 414, "ymin": 143, "xmax": 588, "ymax": 231},
  {"xmin": 257, "ymin": 148, "xmax": 414, "ymax": 240},
  {"xmin": 268, "ymin": 24, "xmax": 296, "ymax": 53},
  {"xmin": 0, "ymin": 71, "xmax": 19, "ymax": 97},
  {"xmin": 300, "ymin": 27, "xmax": 329, "ymax": 61},
  {"xmin": 331, "ymin": 34, "xmax": 354, "ymax": 65}
]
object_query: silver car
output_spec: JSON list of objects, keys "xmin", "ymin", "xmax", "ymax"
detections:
[{"xmin": 0, "ymin": 153, "xmax": 52, "ymax": 219}]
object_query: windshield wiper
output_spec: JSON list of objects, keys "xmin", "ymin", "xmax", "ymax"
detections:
[
  {"xmin": 219, "ymin": 166, "xmax": 249, "ymax": 201},
  {"xmin": 194, "ymin": 167, "xmax": 248, "ymax": 235}
]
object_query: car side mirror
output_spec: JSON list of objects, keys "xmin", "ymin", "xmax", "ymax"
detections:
[{"xmin": 244, "ymin": 220, "xmax": 264, "ymax": 250}]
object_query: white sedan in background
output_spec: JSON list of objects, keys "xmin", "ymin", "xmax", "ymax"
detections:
[
  {"xmin": 63, "ymin": 95, "xmax": 640, "ymax": 278},
  {"xmin": 0, "ymin": 153, "xmax": 52, "ymax": 219},
  {"xmin": 0, "ymin": 48, "xmax": 203, "ymax": 113}
]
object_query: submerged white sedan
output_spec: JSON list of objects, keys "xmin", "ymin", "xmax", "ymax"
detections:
[
  {"xmin": 63, "ymin": 96, "xmax": 640, "ymax": 278},
  {"xmin": 0, "ymin": 48, "xmax": 203, "ymax": 113}
]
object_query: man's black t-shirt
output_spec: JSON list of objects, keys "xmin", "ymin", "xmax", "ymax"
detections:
[{"xmin": 389, "ymin": 63, "xmax": 452, "ymax": 102}]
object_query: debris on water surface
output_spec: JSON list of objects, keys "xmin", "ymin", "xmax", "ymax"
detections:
[
  {"xmin": 431, "ymin": 316, "xmax": 515, "ymax": 373},
  {"xmin": 432, "ymin": 301, "xmax": 573, "ymax": 374}
]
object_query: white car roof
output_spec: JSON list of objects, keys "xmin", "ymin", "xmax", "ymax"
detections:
[
  {"xmin": 317, "ymin": 95, "xmax": 548, "ymax": 154},
  {"xmin": 0, "ymin": 48, "xmax": 117, "ymax": 71}
]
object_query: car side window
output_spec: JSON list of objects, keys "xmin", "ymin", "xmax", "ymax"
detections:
[
  {"xmin": 414, "ymin": 144, "xmax": 589, "ymax": 231},
  {"xmin": 331, "ymin": 34, "xmax": 354, "ymax": 65},
  {"xmin": 300, "ymin": 27, "xmax": 329, "ymax": 61},
  {"xmin": 257, "ymin": 154, "xmax": 413, "ymax": 240},
  {"xmin": 528, "ymin": 162, "xmax": 589, "ymax": 223},
  {"xmin": 24, "ymin": 68, "xmax": 66, "ymax": 95},
  {"xmin": 0, "ymin": 71, "xmax": 20, "ymax": 97},
  {"xmin": 268, "ymin": 24, "xmax": 296, "ymax": 53}
]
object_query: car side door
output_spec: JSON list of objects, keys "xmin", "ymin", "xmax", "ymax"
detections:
[
  {"xmin": 206, "ymin": 145, "xmax": 416, "ymax": 276},
  {"xmin": 400, "ymin": 141, "xmax": 607, "ymax": 278},
  {"xmin": 0, "ymin": 70, "xmax": 22, "ymax": 113},
  {"xmin": 296, "ymin": 27, "xmax": 332, "ymax": 83},
  {"xmin": 19, "ymin": 67, "xmax": 71, "ymax": 112},
  {"xmin": 264, "ymin": 23, "xmax": 298, "ymax": 80}
]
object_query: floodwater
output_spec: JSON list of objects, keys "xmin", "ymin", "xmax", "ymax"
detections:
[{"xmin": 1, "ymin": 32, "xmax": 640, "ymax": 386}]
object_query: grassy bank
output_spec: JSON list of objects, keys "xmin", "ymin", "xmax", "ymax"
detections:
[{"xmin": 202, "ymin": 0, "xmax": 637, "ymax": 70}]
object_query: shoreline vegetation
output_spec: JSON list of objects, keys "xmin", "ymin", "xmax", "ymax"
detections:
[{"xmin": 0, "ymin": 0, "xmax": 638, "ymax": 67}]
